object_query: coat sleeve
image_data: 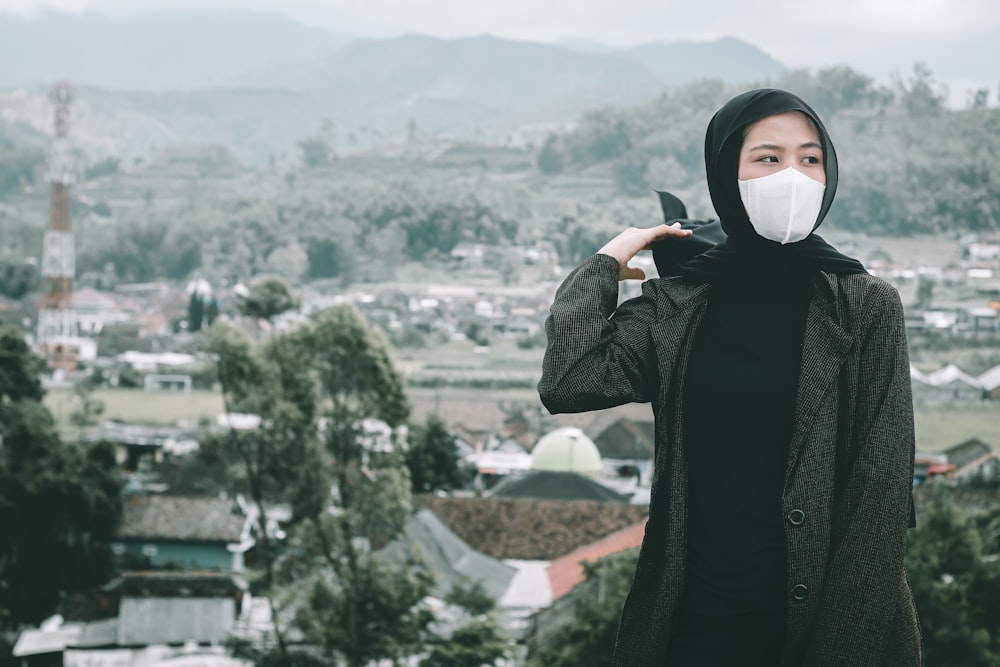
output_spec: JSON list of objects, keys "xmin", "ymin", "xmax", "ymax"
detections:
[
  {"xmin": 537, "ymin": 253, "xmax": 659, "ymax": 414},
  {"xmin": 804, "ymin": 283, "xmax": 921, "ymax": 665}
]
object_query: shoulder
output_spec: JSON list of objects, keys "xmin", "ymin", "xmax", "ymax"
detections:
[
  {"xmin": 639, "ymin": 275, "xmax": 712, "ymax": 307},
  {"xmin": 821, "ymin": 271, "xmax": 905, "ymax": 335},
  {"xmin": 823, "ymin": 271, "xmax": 902, "ymax": 310}
]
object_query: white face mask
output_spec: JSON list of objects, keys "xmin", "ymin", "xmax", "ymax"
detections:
[{"xmin": 738, "ymin": 167, "xmax": 826, "ymax": 244}]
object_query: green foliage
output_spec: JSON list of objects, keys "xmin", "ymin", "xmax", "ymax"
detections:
[
  {"xmin": 0, "ymin": 325, "xmax": 122, "ymax": 631},
  {"xmin": 0, "ymin": 326, "xmax": 44, "ymax": 402},
  {"xmin": 463, "ymin": 321, "xmax": 490, "ymax": 347},
  {"xmin": 537, "ymin": 134, "xmax": 564, "ymax": 174},
  {"xmin": 540, "ymin": 66, "xmax": 1000, "ymax": 235},
  {"xmin": 406, "ymin": 414, "xmax": 464, "ymax": 494},
  {"xmin": 420, "ymin": 617, "xmax": 510, "ymax": 667},
  {"xmin": 527, "ymin": 549, "xmax": 639, "ymax": 667},
  {"xmin": 83, "ymin": 156, "xmax": 121, "ymax": 180},
  {"xmin": 292, "ymin": 544, "xmax": 435, "ymax": 667},
  {"xmin": 298, "ymin": 137, "xmax": 331, "ymax": 168},
  {"xmin": 210, "ymin": 306, "xmax": 433, "ymax": 667},
  {"xmin": 0, "ymin": 129, "xmax": 43, "ymax": 196},
  {"xmin": 237, "ymin": 276, "xmax": 300, "ymax": 322},
  {"xmin": 68, "ymin": 382, "xmax": 105, "ymax": 435},
  {"xmin": 76, "ymin": 217, "xmax": 202, "ymax": 281},
  {"xmin": 187, "ymin": 292, "xmax": 205, "ymax": 332},
  {"xmin": 905, "ymin": 491, "xmax": 1000, "ymax": 666},
  {"xmin": 445, "ymin": 577, "xmax": 496, "ymax": 616},
  {"xmin": 304, "ymin": 304, "xmax": 410, "ymax": 427},
  {"xmin": 0, "ymin": 256, "xmax": 39, "ymax": 299}
]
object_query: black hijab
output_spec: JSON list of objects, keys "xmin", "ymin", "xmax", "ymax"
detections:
[
  {"xmin": 678, "ymin": 88, "xmax": 866, "ymax": 280},
  {"xmin": 651, "ymin": 190, "xmax": 726, "ymax": 276}
]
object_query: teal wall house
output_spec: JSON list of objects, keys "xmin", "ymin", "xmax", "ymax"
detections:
[{"xmin": 112, "ymin": 495, "xmax": 253, "ymax": 572}]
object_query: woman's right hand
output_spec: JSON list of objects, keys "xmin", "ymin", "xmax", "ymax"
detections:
[{"xmin": 598, "ymin": 223, "xmax": 692, "ymax": 281}]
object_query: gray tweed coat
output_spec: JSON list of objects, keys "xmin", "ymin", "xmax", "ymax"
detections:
[{"xmin": 538, "ymin": 254, "xmax": 922, "ymax": 666}]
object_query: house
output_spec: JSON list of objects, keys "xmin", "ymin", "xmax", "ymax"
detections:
[
  {"xmin": 913, "ymin": 452, "xmax": 955, "ymax": 486},
  {"xmin": 953, "ymin": 451, "xmax": 1000, "ymax": 485},
  {"xmin": 911, "ymin": 363, "xmax": 983, "ymax": 402},
  {"xmin": 593, "ymin": 418, "xmax": 655, "ymax": 482},
  {"xmin": 528, "ymin": 522, "xmax": 646, "ymax": 657},
  {"xmin": 13, "ymin": 572, "xmax": 251, "ymax": 667},
  {"xmin": 943, "ymin": 438, "xmax": 994, "ymax": 471},
  {"xmin": 978, "ymin": 364, "xmax": 1000, "ymax": 399},
  {"xmin": 545, "ymin": 519, "xmax": 647, "ymax": 602},
  {"xmin": 382, "ymin": 509, "xmax": 516, "ymax": 602},
  {"xmin": 113, "ymin": 495, "xmax": 253, "ymax": 572},
  {"xmin": 90, "ymin": 421, "xmax": 195, "ymax": 472}
]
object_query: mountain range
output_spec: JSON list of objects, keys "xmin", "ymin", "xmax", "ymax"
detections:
[{"xmin": 0, "ymin": 10, "xmax": 787, "ymax": 164}]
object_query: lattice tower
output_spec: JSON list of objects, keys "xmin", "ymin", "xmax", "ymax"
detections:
[{"xmin": 36, "ymin": 81, "xmax": 77, "ymax": 370}]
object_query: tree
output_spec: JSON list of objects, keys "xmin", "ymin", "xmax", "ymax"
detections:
[
  {"xmin": 0, "ymin": 326, "xmax": 122, "ymax": 632},
  {"xmin": 897, "ymin": 62, "xmax": 947, "ymax": 119},
  {"xmin": 0, "ymin": 256, "xmax": 39, "ymax": 299},
  {"xmin": 420, "ymin": 617, "xmax": 510, "ymax": 667},
  {"xmin": 298, "ymin": 138, "xmax": 331, "ymax": 168},
  {"xmin": 527, "ymin": 549, "xmax": 639, "ymax": 667},
  {"xmin": 187, "ymin": 291, "xmax": 205, "ymax": 332},
  {"xmin": 905, "ymin": 490, "xmax": 1000, "ymax": 666},
  {"xmin": 237, "ymin": 276, "xmax": 300, "ymax": 322},
  {"xmin": 211, "ymin": 305, "xmax": 437, "ymax": 667},
  {"xmin": 69, "ymin": 381, "xmax": 105, "ymax": 439},
  {"xmin": 537, "ymin": 134, "xmax": 564, "ymax": 174},
  {"xmin": 406, "ymin": 414, "xmax": 464, "ymax": 494}
]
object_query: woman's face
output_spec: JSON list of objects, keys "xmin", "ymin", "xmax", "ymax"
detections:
[{"xmin": 738, "ymin": 111, "xmax": 826, "ymax": 185}]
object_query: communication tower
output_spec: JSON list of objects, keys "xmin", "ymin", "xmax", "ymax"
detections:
[{"xmin": 36, "ymin": 81, "xmax": 78, "ymax": 371}]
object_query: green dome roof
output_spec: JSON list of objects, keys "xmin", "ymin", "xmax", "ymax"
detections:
[{"xmin": 531, "ymin": 427, "xmax": 602, "ymax": 477}]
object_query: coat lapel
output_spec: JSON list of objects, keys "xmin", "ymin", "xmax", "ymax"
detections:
[{"xmin": 784, "ymin": 274, "xmax": 854, "ymax": 484}]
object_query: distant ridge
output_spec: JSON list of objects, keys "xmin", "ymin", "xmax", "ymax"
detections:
[
  {"xmin": 623, "ymin": 37, "xmax": 785, "ymax": 84},
  {"xmin": 0, "ymin": 10, "xmax": 352, "ymax": 90},
  {"xmin": 0, "ymin": 10, "xmax": 784, "ymax": 93},
  {"xmin": 0, "ymin": 11, "xmax": 788, "ymax": 163}
]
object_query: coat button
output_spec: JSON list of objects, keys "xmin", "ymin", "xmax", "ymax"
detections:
[
  {"xmin": 788, "ymin": 509, "xmax": 806, "ymax": 526},
  {"xmin": 791, "ymin": 584, "xmax": 809, "ymax": 601}
]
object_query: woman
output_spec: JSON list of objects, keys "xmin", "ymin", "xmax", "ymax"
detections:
[{"xmin": 537, "ymin": 89, "xmax": 922, "ymax": 666}]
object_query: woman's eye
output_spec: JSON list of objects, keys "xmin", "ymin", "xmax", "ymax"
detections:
[
  {"xmin": 759, "ymin": 155, "xmax": 778, "ymax": 163},
  {"xmin": 803, "ymin": 155, "xmax": 822, "ymax": 165}
]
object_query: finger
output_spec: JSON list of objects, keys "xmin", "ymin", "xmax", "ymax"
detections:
[
  {"xmin": 662, "ymin": 224, "xmax": 693, "ymax": 237},
  {"xmin": 647, "ymin": 223, "xmax": 692, "ymax": 240}
]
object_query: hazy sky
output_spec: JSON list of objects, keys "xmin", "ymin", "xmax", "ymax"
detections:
[{"xmin": 2, "ymin": 0, "xmax": 997, "ymax": 95}]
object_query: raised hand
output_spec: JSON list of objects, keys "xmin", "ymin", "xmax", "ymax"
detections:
[{"xmin": 597, "ymin": 223, "xmax": 692, "ymax": 281}]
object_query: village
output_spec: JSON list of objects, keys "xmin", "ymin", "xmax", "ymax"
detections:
[{"xmin": 6, "ymin": 218, "xmax": 1000, "ymax": 665}]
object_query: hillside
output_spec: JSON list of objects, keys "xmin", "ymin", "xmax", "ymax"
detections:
[{"xmin": 0, "ymin": 11, "xmax": 787, "ymax": 164}]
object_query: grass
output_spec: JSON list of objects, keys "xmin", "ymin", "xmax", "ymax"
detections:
[
  {"xmin": 913, "ymin": 402, "xmax": 1000, "ymax": 452},
  {"xmin": 45, "ymin": 387, "xmax": 225, "ymax": 431}
]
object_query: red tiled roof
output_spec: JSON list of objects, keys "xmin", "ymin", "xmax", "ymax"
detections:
[{"xmin": 546, "ymin": 519, "xmax": 647, "ymax": 600}]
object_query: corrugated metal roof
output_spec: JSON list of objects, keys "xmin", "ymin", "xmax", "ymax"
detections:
[
  {"xmin": 117, "ymin": 598, "xmax": 235, "ymax": 645},
  {"xmin": 384, "ymin": 509, "xmax": 516, "ymax": 601},
  {"xmin": 13, "ymin": 625, "xmax": 82, "ymax": 657}
]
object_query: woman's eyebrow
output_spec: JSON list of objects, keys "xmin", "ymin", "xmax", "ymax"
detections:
[{"xmin": 746, "ymin": 141, "xmax": 823, "ymax": 152}]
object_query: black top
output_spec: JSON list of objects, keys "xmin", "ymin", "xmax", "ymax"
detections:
[{"xmin": 681, "ymin": 271, "xmax": 812, "ymax": 615}]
